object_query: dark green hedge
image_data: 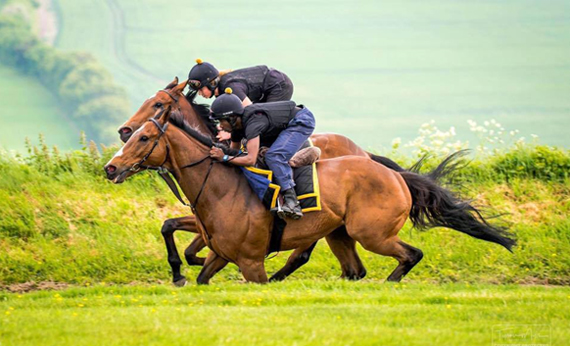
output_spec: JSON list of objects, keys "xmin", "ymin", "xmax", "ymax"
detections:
[{"xmin": 0, "ymin": 11, "xmax": 129, "ymax": 143}]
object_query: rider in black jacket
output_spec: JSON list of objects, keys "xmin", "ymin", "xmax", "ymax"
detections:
[
  {"xmin": 209, "ymin": 88, "xmax": 315, "ymax": 220},
  {"xmin": 188, "ymin": 59, "xmax": 294, "ymax": 107}
]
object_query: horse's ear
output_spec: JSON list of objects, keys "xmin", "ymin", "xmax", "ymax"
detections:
[
  {"xmin": 164, "ymin": 77, "xmax": 179, "ymax": 90},
  {"xmin": 172, "ymin": 79, "xmax": 188, "ymax": 94},
  {"xmin": 156, "ymin": 105, "xmax": 172, "ymax": 125}
]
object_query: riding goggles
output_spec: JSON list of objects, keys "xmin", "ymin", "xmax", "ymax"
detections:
[{"xmin": 188, "ymin": 80, "xmax": 202, "ymax": 90}]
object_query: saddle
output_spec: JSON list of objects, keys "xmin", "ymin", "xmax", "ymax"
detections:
[{"xmin": 239, "ymin": 140, "xmax": 323, "ymax": 254}]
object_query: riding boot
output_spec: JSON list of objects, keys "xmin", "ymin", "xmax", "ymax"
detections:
[{"xmin": 281, "ymin": 188, "xmax": 303, "ymax": 220}]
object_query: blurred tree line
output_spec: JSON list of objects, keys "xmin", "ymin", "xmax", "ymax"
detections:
[{"xmin": 0, "ymin": 4, "xmax": 129, "ymax": 144}]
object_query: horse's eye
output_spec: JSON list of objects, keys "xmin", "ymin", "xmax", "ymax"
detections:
[
  {"xmin": 140, "ymin": 136, "xmax": 149, "ymax": 142},
  {"xmin": 154, "ymin": 102, "xmax": 163, "ymax": 108}
]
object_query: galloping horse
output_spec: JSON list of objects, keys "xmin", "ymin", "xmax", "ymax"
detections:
[
  {"xmin": 105, "ymin": 107, "xmax": 515, "ymax": 284},
  {"xmin": 118, "ymin": 77, "xmax": 406, "ymax": 285}
]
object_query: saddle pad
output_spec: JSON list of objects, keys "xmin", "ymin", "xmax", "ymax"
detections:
[{"xmin": 240, "ymin": 139, "xmax": 321, "ymax": 213}]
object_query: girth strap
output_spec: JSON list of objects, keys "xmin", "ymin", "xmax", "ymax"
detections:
[{"xmin": 268, "ymin": 217, "xmax": 287, "ymax": 255}]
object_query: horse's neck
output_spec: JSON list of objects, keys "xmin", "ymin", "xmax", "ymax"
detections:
[
  {"xmin": 179, "ymin": 96, "xmax": 214, "ymax": 138},
  {"xmin": 167, "ymin": 130, "xmax": 238, "ymax": 214},
  {"xmin": 166, "ymin": 128, "xmax": 269, "ymax": 253}
]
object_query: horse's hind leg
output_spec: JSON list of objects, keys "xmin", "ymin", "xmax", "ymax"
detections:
[
  {"xmin": 385, "ymin": 239, "xmax": 423, "ymax": 282},
  {"xmin": 326, "ymin": 226, "xmax": 367, "ymax": 280},
  {"xmin": 269, "ymin": 242, "xmax": 318, "ymax": 282},
  {"xmin": 358, "ymin": 235, "xmax": 423, "ymax": 282}
]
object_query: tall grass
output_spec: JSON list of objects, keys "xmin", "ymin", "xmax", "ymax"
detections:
[{"xmin": 0, "ymin": 134, "xmax": 569, "ymax": 286}]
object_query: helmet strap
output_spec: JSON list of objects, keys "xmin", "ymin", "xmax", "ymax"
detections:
[
  {"xmin": 207, "ymin": 77, "xmax": 219, "ymax": 97},
  {"xmin": 229, "ymin": 115, "xmax": 238, "ymax": 129}
]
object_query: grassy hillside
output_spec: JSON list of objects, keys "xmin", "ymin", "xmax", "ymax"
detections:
[
  {"xmin": 0, "ymin": 0, "xmax": 130, "ymax": 146},
  {"xmin": 54, "ymin": 0, "xmax": 570, "ymax": 148},
  {"xmin": 0, "ymin": 63, "xmax": 78, "ymax": 152},
  {"xmin": 1, "ymin": 138, "xmax": 569, "ymax": 286},
  {"xmin": 1, "ymin": 283, "xmax": 569, "ymax": 346}
]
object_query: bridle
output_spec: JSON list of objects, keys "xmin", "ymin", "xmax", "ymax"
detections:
[
  {"xmin": 157, "ymin": 89, "xmax": 182, "ymax": 116},
  {"xmin": 129, "ymin": 88, "xmax": 187, "ymax": 174},
  {"xmin": 130, "ymin": 107, "xmax": 214, "ymax": 209},
  {"xmin": 129, "ymin": 117, "xmax": 170, "ymax": 173},
  {"xmin": 127, "ymin": 90, "xmax": 242, "ymax": 260},
  {"xmin": 157, "ymin": 89, "xmax": 180, "ymax": 103},
  {"xmin": 127, "ymin": 106, "xmax": 227, "ymax": 255}
]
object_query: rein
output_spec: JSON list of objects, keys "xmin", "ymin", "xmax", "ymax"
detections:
[
  {"xmin": 136, "ymin": 90, "xmax": 241, "ymax": 261},
  {"xmin": 133, "ymin": 112, "xmax": 231, "ymax": 259},
  {"xmin": 134, "ymin": 114, "xmax": 214, "ymax": 210}
]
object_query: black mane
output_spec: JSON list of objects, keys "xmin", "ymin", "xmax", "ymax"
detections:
[
  {"xmin": 184, "ymin": 90, "xmax": 218, "ymax": 135},
  {"xmin": 168, "ymin": 110, "xmax": 214, "ymax": 148},
  {"xmin": 168, "ymin": 110, "xmax": 239, "ymax": 156}
]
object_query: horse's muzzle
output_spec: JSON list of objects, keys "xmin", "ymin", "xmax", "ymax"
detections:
[
  {"xmin": 118, "ymin": 127, "xmax": 133, "ymax": 143},
  {"xmin": 104, "ymin": 164, "xmax": 128, "ymax": 184}
]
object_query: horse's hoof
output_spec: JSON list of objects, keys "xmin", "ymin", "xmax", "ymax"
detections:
[{"xmin": 173, "ymin": 277, "xmax": 187, "ymax": 287}]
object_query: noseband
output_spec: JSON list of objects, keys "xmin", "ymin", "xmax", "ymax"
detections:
[{"xmin": 129, "ymin": 117, "xmax": 170, "ymax": 173}]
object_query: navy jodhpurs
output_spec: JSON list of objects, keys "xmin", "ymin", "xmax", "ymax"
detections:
[{"xmin": 264, "ymin": 107, "xmax": 316, "ymax": 191}]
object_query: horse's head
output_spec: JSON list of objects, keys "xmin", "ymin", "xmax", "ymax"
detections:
[
  {"xmin": 118, "ymin": 77, "xmax": 187, "ymax": 143},
  {"xmin": 105, "ymin": 106, "xmax": 173, "ymax": 183}
]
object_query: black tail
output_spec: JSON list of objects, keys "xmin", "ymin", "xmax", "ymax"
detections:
[
  {"xmin": 399, "ymin": 151, "xmax": 516, "ymax": 251},
  {"xmin": 367, "ymin": 152, "xmax": 407, "ymax": 172}
]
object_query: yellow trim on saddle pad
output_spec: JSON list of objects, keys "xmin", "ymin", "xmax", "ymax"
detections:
[
  {"xmin": 244, "ymin": 166, "xmax": 281, "ymax": 209},
  {"xmin": 297, "ymin": 158, "xmax": 321, "ymax": 212},
  {"xmin": 297, "ymin": 138, "xmax": 321, "ymax": 212},
  {"xmin": 244, "ymin": 166, "xmax": 273, "ymax": 182},
  {"xmin": 245, "ymin": 139, "xmax": 321, "ymax": 213}
]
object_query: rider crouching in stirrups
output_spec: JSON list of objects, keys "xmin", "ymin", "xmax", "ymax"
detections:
[
  {"xmin": 209, "ymin": 88, "xmax": 315, "ymax": 220},
  {"xmin": 188, "ymin": 59, "xmax": 294, "ymax": 141}
]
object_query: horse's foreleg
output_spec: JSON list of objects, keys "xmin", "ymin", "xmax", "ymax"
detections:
[
  {"xmin": 269, "ymin": 242, "xmax": 318, "ymax": 282},
  {"xmin": 163, "ymin": 215, "xmax": 206, "ymax": 266},
  {"xmin": 196, "ymin": 252, "xmax": 228, "ymax": 285},
  {"xmin": 184, "ymin": 235, "xmax": 207, "ymax": 266},
  {"xmin": 161, "ymin": 216, "xmax": 198, "ymax": 286},
  {"xmin": 326, "ymin": 226, "xmax": 367, "ymax": 280}
]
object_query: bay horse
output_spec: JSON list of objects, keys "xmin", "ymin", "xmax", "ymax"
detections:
[
  {"xmin": 105, "ymin": 107, "xmax": 515, "ymax": 284},
  {"xmin": 118, "ymin": 77, "xmax": 406, "ymax": 285}
]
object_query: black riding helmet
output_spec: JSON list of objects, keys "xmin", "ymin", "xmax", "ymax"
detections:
[
  {"xmin": 210, "ymin": 88, "xmax": 244, "ymax": 123},
  {"xmin": 188, "ymin": 59, "xmax": 219, "ymax": 95}
]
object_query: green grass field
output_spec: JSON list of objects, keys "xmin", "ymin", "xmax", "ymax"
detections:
[
  {"xmin": 54, "ymin": 0, "xmax": 570, "ymax": 149},
  {"xmin": 1, "ymin": 283, "xmax": 569, "ymax": 346},
  {"xmin": 1, "ymin": 135, "xmax": 569, "ymax": 345},
  {"xmin": 0, "ymin": 63, "xmax": 79, "ymax": 152}
]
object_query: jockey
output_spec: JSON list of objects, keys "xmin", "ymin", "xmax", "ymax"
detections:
[
  {"xmin": 188, "ymin": 59, "xmax": 294, "ymax": 140},
  {"xmin": 209, "ymin": 88, "xmax": 315, "ymax": 220},
  {"xmin": 188, "ymin": 59, "xmax": 294, "ymax": 106}
]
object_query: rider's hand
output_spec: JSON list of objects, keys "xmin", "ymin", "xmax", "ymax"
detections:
[
  {"xmin": 209, "ymin": 146, "xmax": 225, "ymax": 161},
  {"xmin": 216, "ymin": 130, "xmax": 232, "ymax": 141}
]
